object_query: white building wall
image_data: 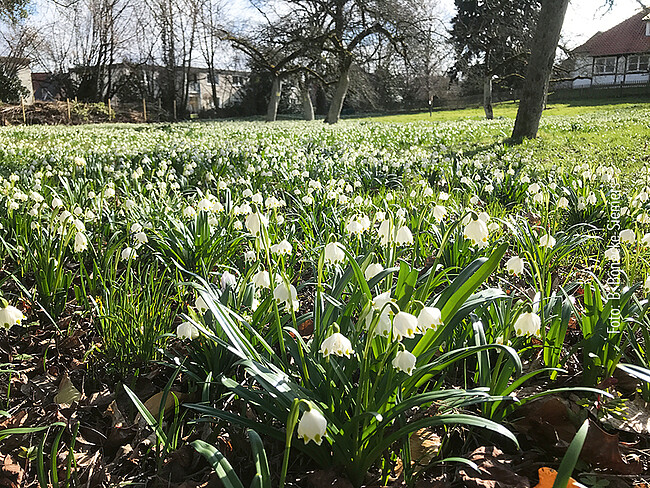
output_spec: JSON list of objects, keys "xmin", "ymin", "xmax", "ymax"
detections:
[{"xmin": 16, "ymin": 66, "xmax": 34, "ymax": 104}]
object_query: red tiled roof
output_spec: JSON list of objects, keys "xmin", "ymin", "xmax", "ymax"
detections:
[{"xmin": 574, "ymin": 10, "xmax": 650, "ymax": 56}]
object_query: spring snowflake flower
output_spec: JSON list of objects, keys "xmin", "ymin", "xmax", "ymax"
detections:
[
  {"xmin": 0, "ymin": 303, "xmax": 26, "ymax": 329},
  {"xmin": 221, "ymin": 271, "xmax": 237, "ymax": 289},
  {"xmin": 528, "ymin": 182, "xmax": 541, "ymax": 194},
  {"xmin": 620, "ymin": 229, "xmax": 635, "ymax": 245},
  {"xmin": 121, "ymin": 246, "xmax": 137, "ymax": 261},
  {"xmin": 432, "ymin": 205, "xmax": 447, "ymax": 222},
  {"xmin": 378, "ymin": 219, "xmax": 393, "ymax": 246},
  {"xmin": 463, "ymin": 218, "xmax": 489, "ymax": 248},
  {"xmin": 539, "ymin": 234, "xmax": 556, "ymax": 249},
  {"xmin": 513, "ymin": 312, "xmax": 541, "ymax": 337},
  {"xmin": 74, "ymin": 232, "xmax": 88, "ymax": 253},
  {"xmin": 176, "ymin": 321, "xmax": 199, "ymax": 340},
  {"xmin": 395, "ymin": 226, "xmax": 413, "ymax": 246},
  {"xmin": 506, "ymin": 256, "xmax": 524, "ymax": 276},
  {"xmin": 604, "ymin": 247, "xmax": 620, "ymax": 263},
  {"xmin": 245, "ymin": 212, "xmax": 268, "ymax": 236},
  {"xmin": 392, "ymin": 350, "xmax": 417, "ymax": 375},
  {"xmin": 134, "ymin": 232, "xmax": 147, "ymax": 245},
  {"xmin": 253, "ymin": 270, "xmax": 271, "ymax": 289},
  {"xmin": 183, "ymin": 205, "xmax": 196, "ymax": 218},
  {"xmin": 324, "ymin": 242, "xmax": 345, "ymax": 264},
  {"xmin": 320, "ymin": 331, "xmax": 354, "ymax": 358},
  {"xmin": 641, "ymin": 233, "xmax": 650, "ymax": 248},
  {"xmin": 274, "ymin": 282, "xmax": 299, "ymax": 312},
  {"xmin": 417, "ymin": 307, "xmax": 443, "ymax": 332},
  {"xmin": 645, "ymin": 276, "xmax": 650, "ymax": 294},
  {"xmin": 557, "ymin": 196, "xmax": 569, "ymax": 209},
  {"xmin": 195, "ymin": 296, "xmax": 208, "ymax": 314},
  {"xmin": 297, "ymin": 408, "xmax": 327, "ymax": 445},
  {"xmin": 364, "ymin": 263, "xmax": 384, "ymax": 281},
  {"xmin": 393, "ymin": 312, "xmax": 418, "ymax": 340},
  {"xmin": 271, "ymin": 240, "xmax": 292, "ymax": 256}
]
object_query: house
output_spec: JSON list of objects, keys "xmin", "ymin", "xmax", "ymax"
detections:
[
  {"xmin": 0, "ymin": 57, "xmax": 34, "ymax": 104},
  {"xmin": 32, "ymin": 72, "xmax": 60, "ymax": 101},
  {"xmin": 184, "ymin": 67, "xmax": 248, "ymax": 112},
  {"xmin": 565, "ymin": 10, "xmax": 650, "ymax": 88}
]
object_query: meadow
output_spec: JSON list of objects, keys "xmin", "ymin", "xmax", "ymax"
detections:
[{"xmin": 0, "ymin": 101, "xmax": 649, "ymax": 487}]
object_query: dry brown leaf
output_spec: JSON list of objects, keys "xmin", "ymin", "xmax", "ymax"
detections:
[
  {"xmin": 603, "ymin": 396, "xmax": 650, "ymax": 435},
  {"xmin": 54, "ymin": 373, "xmax": 82, "ymax": 406},
  {"xmin": 137, "ymin": 390, "xmax": 187, "ymax": 424},
  {"xmin": 457, "ymin": 446, "xmax": 530, "ymax": 488},
  {"xmin": 410, "ymin": 428, "xmax": 441, "ymax": 471},
  {"xmin": 532, "ymin": 467, "xmax": 586, "ymax": 488},
  {"xmin": 0, "ymin": 454, "xmax": 24, "ymax": 488}
]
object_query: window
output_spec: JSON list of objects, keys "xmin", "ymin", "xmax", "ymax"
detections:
[
  {"xmin": 594, "ymin": 57, "xmax": 616, "ymax": 75},
  {"xmin": 627, "ymin": 54, "xmax": 650, "ymax": 72}
]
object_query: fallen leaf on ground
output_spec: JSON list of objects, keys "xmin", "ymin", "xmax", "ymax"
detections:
[
  {"xmin": 457, "ymin": 446, "xmax": 530, "ymax": 488},
  {"xmin": 602, "ymin": 395, "xmax": 650, "ymax": 435},
  {"xmin": 137, "ymin": 390, "xmax": 188, "ymax": 424},
  {"xmin": 54, "ymin": 373, "xmax": 82, "ymax": 406},
  {"xmin": 532, "ymin": 467, "xmax": 585, "ymax": 488},
  {"xmin": 0, "ymin": 454, "xmax": 24, "ymax": 488}
]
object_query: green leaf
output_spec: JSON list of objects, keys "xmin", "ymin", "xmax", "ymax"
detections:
[
  {"xmin": 191, "ymin": 440, "xmax": 245, "ymax": 488},
  {"xmin": 552, "ymin": 419, "xmax": 589, "ymax": 488}
]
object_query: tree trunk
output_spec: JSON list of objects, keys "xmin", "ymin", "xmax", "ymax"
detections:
[
  {"xmin": 511, "ymin": 0, "xmax": 570, "ymax": 141},
  {"xmin": 301, "ymin": 78, "xmax": 314, "ymax": 121},
  {"xmin": 483, "ymin": 76, "xmax": 494, "ymax": 120},
  {"xmin": 325, "ymin": 60, "xmax": 351, "ymax": 124},
  {"xmin": 266, "ymin": 76, "xmax": 282, "ymax": 122}
]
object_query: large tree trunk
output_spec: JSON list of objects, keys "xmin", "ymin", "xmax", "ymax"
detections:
[
  {"xmin": 325, "ymin": 60, "xmax": 351, "ymax": 124},
  {"xmin": 483, "ymin": 76, "xmax": 494, "ymax": 120},
  {"xmin": 511, "ymin": 0, "xmax": 569, "ymax": 141},
  {"xmin": 301, "ymin": 77, "xmax": 314, "ymax": 121},
  {"xmin": 266, "ymin": 76, "xmax": 282, "ymax": 122}
]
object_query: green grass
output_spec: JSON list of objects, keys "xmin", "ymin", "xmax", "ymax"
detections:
[{"xmin": 360, "ymin": 97, "xmax": 650, "ymax": 123}]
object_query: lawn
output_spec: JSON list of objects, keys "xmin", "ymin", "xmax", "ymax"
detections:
[{"xmin": 0, "ymin": 101, "xmax": 649, "ymax": 487}]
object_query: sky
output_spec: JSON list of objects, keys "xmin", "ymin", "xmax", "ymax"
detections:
[{"xmin": 438, "ymin": 0, "xmax": 645, "ymax": 48}]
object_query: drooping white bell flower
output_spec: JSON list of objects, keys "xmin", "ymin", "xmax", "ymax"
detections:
[
  {"xmin": 557, "ymin": 197, "xmax": 569, "ymax": 209},
  {"xmin": 604, "ymin": 247, "xmax": 620, "ymax": 263},
  {"xmin": 506, "ymin": 256, "xmax": 524, "ymax": 276},
  {"xmin": 364, "ymin": 263, "xmax": 384, "ymax": 281},
  {"xmin": 432, "ymin": 205, "xmax": 447, "ymax": 222},
  {"xmin": 245, "ymin": 212, "xmax": 268, "ymax": 237},
  {"xmin": 392, "ymin": 350, "xmax": 417, "ymax": 375},
  {"xmin": 378, "ymin": 219, "xmax": 393, "ymax": 246},
  {"xmin": 324, "ymin": 242, "xmax": 345, "ymax": 264},
  {"xmin": 619, "ymin": 229, "xmax": 636, "ymax": 245},
  {"xmin": 395, "ymin": 226, "xmax": 413, "ymax": 246},
  {"xmin": 252, "ymin": 270, "xmax": 271, "ymax": 289},
  {"xmin": 297, "ymin": 408, "xmax": 327, "ymax": 445},
  {"xmin": 539, "ymin": 234, "xmax": 556, "ymax": 249},
  {"xmin": 273, "ymin": 282, "xmax": 299, "ymax": 312},
  {"xmin": 393, "ymin": 312, "xmax": 418, "ymax": 340},
  {"xmin": 221, "ymin": 271, "xmax": 237, "ymax": 289},
  {"xmin": 0, "ymin": 304, "xmax": 26, "ymax": 329},
  {"xmin": 176, "ymin": 321, "xmax": 199, "ymax": 340},
  {"xmin": 513, "ymin": 312, "xmax": 541, "ymax": 337},
  {"xmin": 195, "ymin": 296, "xmax": 209, "ymax": 314},
  {"xmin": 271, "ymin": 240, "xmax": 292, "ymax": 256},
  {"xmin": 320, "ymin": 331, "xmax": 354, "ymax": 358},
  {"xmin": 74, "ymin": 232, "xmax": 88, "ymax": 253},
  {"xmin": 417, "ymin": 307, "xmax": 443, "ymax": 332},
  {"xmin": 121, "ymin": 246, "xmax": 137, "ymax": 261},
  {"xmin": 463, "ymin": 218, "xmax": 489, "ymax": 248}
]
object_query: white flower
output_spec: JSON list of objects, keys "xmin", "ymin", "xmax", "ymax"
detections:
[
  {"xmin": 121, "ymin": 246, "xmax": 137, "ymax": 261},
  {"xmin": 506, "ymin": 256, "xmax": 524, "ymax": 276},
  {"xmin": 245, "ymin": 212, "xmax": 268, "ymax": 237},
  {"xmin": 604, "ymin": 247, "xmax": 620, "ymax": 263},
  {"xmin": 378, "ymin": 219, "xmax": 393, "ymax": 246},
  {"xmin": 364, "ymin": 263, "xmax": 384, "ymax": 281},
  {"xmin": 539, "ymin": 234, "xmax": 556, "ymax": 249},
  {"xmin": 644, "ymin": 276, "xmax": 650, "ymax": 294},
  {"xmin": 464, "ymin": 218, "xmax": 489, "ymax": 248},
  {"xmin": 176, "ymin": 321, "xmax": 199, "ymax": 340},
  {"xmin": 252, "ymin": 270, "xmax": 271, "ymax": 289},
  {"xmin": 320, "ymin": 331, "xmax": 354, "ymax": 358},
  {"xmin": 528, "ymin": 182, "xmax": 541, "ymax": 194},
  {"xmin": 195, "ymin": 296, "xmax": 209, "ymax": 314},
  {"xmin": 134, "ymin": 232, "xmax": 148, "ymax": 245},
  {"xmin": 586, "ymin": 192, "xmax": 597, "ymax": 205},
  {"xmin": 0, "ymin": 304, "xmax": 26, "ymax": 329},
  {"xmin": 620, "ymin": 229, "xmax": 635, "ymax": 245},
  {"xmin": 392, "ymin": 350, "xmax": 417, "ymax": 375},
  {"xmin": 395, "ymin": 226, "xmax": 413, "ymax": 246},
  {"xmin": 393, "ymin": 312, "xmax": 418, "ymax": 340},
  {"xmin": 221, "ymin": 271, "xmax": 237, "ymax": 289},
  {"xmin": 642, "ymin": 233, "xmax": 650, "ymax": 248},
  {"xmin": 557, "ymin": 197, "xmax": 569, "ymax": 209},
  {"xmin": 513, "ymin": 312, "xmax": 541, "ymax": 337},
  {"xmin": 183, "ymin": 206, "xmax": 196, "ymax": 218},
  {"xmin": 417, "ymin": 307, "xmax": 442, "ymax": 332},
  {"xmin": 74, "ymin": 232, "xmax": 88, "ymax": 253},
  {"xmin": 271, "ymin": 240, "xmax": 292, "ymax": 256},
  {"xmin": 297, "ymin": 408, "xmax": 327, "ymax": 445},
  {"xmin": 432, "ymin": 205, "xmax": 447, "ymax": 222},
  {"xmin": 324, "ymin": 242, "xmax": 345, "ymax": 264},
  {"xmin": 274, "ymin": 282, "xmax": 299, "ymax": 312}
]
